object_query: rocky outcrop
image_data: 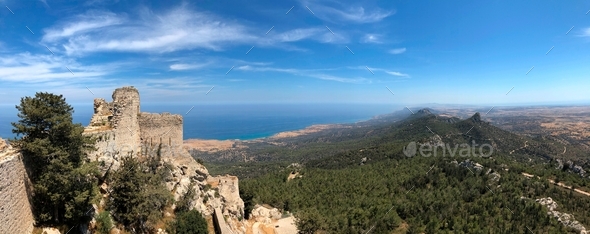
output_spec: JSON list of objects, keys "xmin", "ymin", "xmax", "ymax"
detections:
[
  {"xmin": 471, "ymin": 112, "xmax": 482, "ymax": 123},
  {"xmin": 250, "ymin": 205, "xmax": 282, "ymax": 224},
  {"xmin": 556, "ymin": 159, "xmax": 588, "ymax": 178},
  {"xmin": 536, "ymin": 197, "xmax": 587, "ymax": 234},
  {"xmin": 459, "ymin": 159, "xmax": 483, "ymax": 171},
  {"xmin": 0, "ymin": 138, "xmax": 35, "ymax": 234}
]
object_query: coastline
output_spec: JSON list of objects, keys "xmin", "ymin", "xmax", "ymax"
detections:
[{"xmin": 183, "ymin": 123, "xmax": 349, "ymax": 152}]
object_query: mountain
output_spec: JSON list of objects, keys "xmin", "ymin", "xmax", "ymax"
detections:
[{"xmin": 221, "ymin": 108, "xmax": 590, "ymax": 233}]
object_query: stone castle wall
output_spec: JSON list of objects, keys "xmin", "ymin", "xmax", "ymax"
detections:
[
  {"xmin": 0, "ymin": 138, "xmax": 35, "ymax": 234},
  {"xmin": 138, "ymin": 112, "xmax": 183, "ymax": 148},
  {"xmin": 84, "ymin": 86, "xmax": 185, "ymax": 167}
]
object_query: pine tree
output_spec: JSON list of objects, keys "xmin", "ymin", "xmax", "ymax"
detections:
[{"xmin": 10, "ymin": 92, "xmax": 98, "ymax": 226}]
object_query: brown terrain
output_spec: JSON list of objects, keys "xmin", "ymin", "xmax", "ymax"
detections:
[{"xmin": 436, "ymin": 106, "xmax": 590, "ymax": 145}]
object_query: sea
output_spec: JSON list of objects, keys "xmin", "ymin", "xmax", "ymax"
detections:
[{"xmin": 0, "ymin": 103, "xmax": 399, "ymax": 140}]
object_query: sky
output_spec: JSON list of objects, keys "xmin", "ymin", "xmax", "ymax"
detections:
[{"xmin": 0, "ymin": 0, "xmax": 590, "ymax": 106}]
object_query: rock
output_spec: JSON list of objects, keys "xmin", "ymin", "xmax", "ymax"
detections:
[
  {"xmin": 100, "ymin": 183, "xmax": 108, "ymax": 194},
  {"xmin": 250, "ymin": 205, "xmax": 282, "ymax": 224},
  {"xmin": 536, "ymin": 197, "xmax": 587, "ymax": 233},
  {"xmin": 359, "ymin": 157, "xmax": 367, "ymax": 165},
  {"xmin": 42, "ymin": 228, "xmax": 62, "ymax": 234},
  {"xmin": 471, "ymin": 112, "xmax": 482, "ymax": 123},
  {"xmin": 174, "ymin": 177, "xmax": 192, "ymax": 201}
]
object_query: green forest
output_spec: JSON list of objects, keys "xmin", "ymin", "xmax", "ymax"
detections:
[{"xmin": 230, "ymin": 111, "xmax": 590, "ymax": 233}]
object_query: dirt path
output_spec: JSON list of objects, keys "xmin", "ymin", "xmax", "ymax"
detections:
[{"xmin": 521, "ymin": 173, "xmax": 590, "ymax": 197}]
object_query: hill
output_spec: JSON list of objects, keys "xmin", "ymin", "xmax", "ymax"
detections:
[{"xmin": 224, "ymin": 108, "xmax": 590, "ymax": 233}]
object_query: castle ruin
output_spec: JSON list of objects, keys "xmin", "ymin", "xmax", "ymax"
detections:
[
  {"xmin": 84, "ymin": 86, "xmax": 245, "ymax": 233},
  {"xmin": 84, "ymin": 86, "xmax": 184, "ymax": 168}
]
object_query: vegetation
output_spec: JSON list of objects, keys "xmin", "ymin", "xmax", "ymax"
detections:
[
  {"xmin": 108, "ymin": 148, "xmax": 172, "ymax": 233},
  {"xmin": 95, "ymin": 211, "xmax": 113, "ymax": 234},
  {"xmin": 10, "ymin": 92, "xmax": 99, "ymax": 227},
  {"xmin": 167, "ymin": 209, "xmax": 208, "ymax": 234},
  {"xmin": 234, "ymin": 111, "xmax": 590, "ymax": 233}
]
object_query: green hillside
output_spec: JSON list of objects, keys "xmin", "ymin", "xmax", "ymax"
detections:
[{"xmin": 230, "ymin": 109, "xmax": 590, "ymax": 233}]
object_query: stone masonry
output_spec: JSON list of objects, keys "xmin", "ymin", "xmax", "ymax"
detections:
[{"xmin": 0, "ymin": 138, "xmax": 35, "ymax": 234}]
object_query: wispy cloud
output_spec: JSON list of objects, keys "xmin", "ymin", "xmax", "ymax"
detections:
[
  {"xmin": 42, "ymin": 6, "xmax": 349, "ymax": 56},
  {"xmin": 169, "ymin": 62, "xmax": 212, "ymax": 71},
  {"xmin": 0, "ymin": 52, "xmax": 109, "ymax": 83},
  {"xmin": 237, "ymin": 65, "xmax": 369, "ymax": 83},
  {"xmin": 357, "ymin": 66, "xmax": 410, "ymax": 78},
  {"xmin": 385, "ymin": 71, "xmax": 409, "ymax": 77},
  {"xmin": 310, "ymin": 74, "xmax": 370, "ymax": 83},
  {"xmin": 42, "ymin": 10, "xmax": 124, "ymax": 42},
  {"xmin": 388, "ymin": 48, "xmax": 406, "ymax": 54},
  {"xmin": 360, "ymin": 34, "xmax": 382, "ymax": 44},
  {"xmin": 43, "ymin": 7, "xmax": 257, "ymax": 55},
  {"xmin": 581, "ymin": 27, "xmax": 590, "ymax": 37},
  {"xmin": 303, "ymin": 1, "xmax": 394, "ymax": 24}
]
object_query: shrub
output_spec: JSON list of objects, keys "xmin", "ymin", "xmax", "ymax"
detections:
[
  {"xmin": 95, "ymin": 211, "xmax": 113, "ymax": 234},
  {"xmin": 168, "ymin": 210, "xmax": 208, "ymax": 234}
]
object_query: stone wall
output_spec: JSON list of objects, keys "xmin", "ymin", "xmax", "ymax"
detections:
[
  {"xmin": 0, "ymin": 138, "xmax": 35, "ymax": 234},
  {"xmin": 111, "ymin": 87, "xmax": 141, "ymax": 155},
  {"xmin": 138, "ymin": 112, "xmax": 183, "ymax": 148}
]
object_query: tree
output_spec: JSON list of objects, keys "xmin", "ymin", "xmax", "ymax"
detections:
[
  {"xmin": 169, "ymin": 209, "xmax": 208, "ymax": 234},
  {"xmin": 108, "ymin": 153, "xmax": 172, "ymax": 232},
  {"xmin": 10, "ymin": 92, "xmax": 98, "ymax": 225}
]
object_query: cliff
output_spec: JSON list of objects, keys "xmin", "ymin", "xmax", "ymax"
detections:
[{"xmin": 0, "ymin": 138, "xmax": 35, "ymax": 234}]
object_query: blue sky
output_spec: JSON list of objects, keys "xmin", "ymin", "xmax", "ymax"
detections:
[{"xmin": 0, "ymin": 0, "xmax": 590, "ymax": 106}]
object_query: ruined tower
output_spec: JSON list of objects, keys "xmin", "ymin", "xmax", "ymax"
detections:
[
  {"xmin": 110, "ymin": 87, "xmax": 141, "ymax": 155},
  {"xmin": 84, "ymin": 86, "xmax": 184, "ymax": 169}
]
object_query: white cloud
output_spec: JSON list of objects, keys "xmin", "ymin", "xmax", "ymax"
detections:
[
  {"xmin": 361, "ymin": 34, "xmax": 382, "ymax": 43},
  {"xmin": 0, "ymin": 52, "xmax": 108, "ymax": 83},
  {"xmin": 169, "ymin": 62, "xmax": 212, "ymax": 71},
  {"xmin": 274, "ymin": 28, "xmax": 323, "ymax": 42},
  {"xmin": 303, "ymin": 1, "xmax": 394, "ymax": 24},
  {"xmin": 310, "ymin": 74, "xmax": 370, "ymax": 84},
  {"xmin": 44, "ymin": 7, "xmax": 258, "ymax": 55},
  {"xmin": 385, "ymin": 71, "xmax": 409, "ymax": 77},
  {"xmin": 581, "ymin": 27, "xmax": 590, "ymax": 37},
  {"xmin": 388, "ymin": 48, "xmax": 406, "ymax": 54},
  {"xmin": 42, "ymin": 10, "xmax": 124, "ymax": 42},
  {"xmin": 42, "ymin": 6, "xmax": 347, "ymax": 55},
  {"xmin": 358, "ymin": 66, "xmax": 410, "ymax": 78},
  {"xmin": 237, "ymin": 65, "xmax": 367, "ymax": 83}
]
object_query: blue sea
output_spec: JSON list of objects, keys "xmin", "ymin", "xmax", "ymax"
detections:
[{"xmin": 0, "ymin": 103, "xmax": 399, "ymax": 140}]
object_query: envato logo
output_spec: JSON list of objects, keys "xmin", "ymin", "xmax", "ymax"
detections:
[{"xmin": 403, "ymin": 141, "xmax": 493, "ymax": 158}]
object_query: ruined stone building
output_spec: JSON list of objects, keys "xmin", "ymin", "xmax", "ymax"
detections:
[
  {"xmin": 84, "ymin": 86, "xmax": 245, "ymax": 233},
  {"xmin": 84, "ymin": 86, "xmax": 184, "ymax": 168}
]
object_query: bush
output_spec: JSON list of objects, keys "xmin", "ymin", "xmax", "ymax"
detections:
[
  {"xmin": 95, "ymin": 211, "xmax": 113, "ymax": 234},
  {"xmin": 168, "ymin": 210, "xmax": 208, "ymax": 234}
]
